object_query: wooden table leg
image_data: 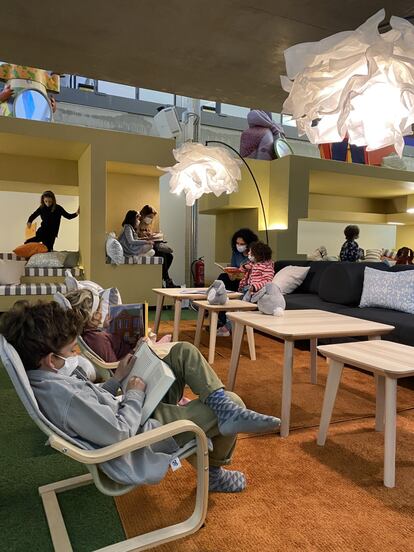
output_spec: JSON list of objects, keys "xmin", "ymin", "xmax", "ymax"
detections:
[
  {"xmin": 317, "ymin": 359, "xmax": 344, "ymax": 446},
  {"xmin": 384, "ymin": 377, "xmax": 397, "ymax": 488},
  {"xmin": 375, "ymin": 374, "xmax": 385, "ymax": 432},
  {"xmin": 310, "ymin": 337, "xmax": 318, "ymax": 384},
  {"xmin": 227, "ymin": 322, "xmax": 244, "ymax": 390},
  {"xmin": 194, "ymin": 307, "xmax": 205, "ymax": 348},
  {"xmin": 280, "ymin": 340, "xmax": 294, "ymax": 438},
  {"xmin": 246, "ymin": 326, "xmax": 256, "ymax": 361},
  {"xmin": 153, "ymin": 293, "xmax": 164, "ymax": 335},
  {"xmin": 208, "ymin": 311, "xmax": 218, "ymax": 364},
  {"xmin": 173, "ymin": 299, "xmax": 182, "ymax": 342}
]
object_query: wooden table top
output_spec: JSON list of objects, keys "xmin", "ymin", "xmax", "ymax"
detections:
[
  {"xmin": 192, "ymin": 299, "xmax": 257, "ymax": 311},
  {"xmin": 226, "ymin": 309, "xmax": 394, "ymax": 340},
  {"xmin": 152, "ymin": 287, "xmax": 242, "ymax": 300},
  {"xmin": 318, "ymin": 340, "xmax": 414, "ymax": 377}
]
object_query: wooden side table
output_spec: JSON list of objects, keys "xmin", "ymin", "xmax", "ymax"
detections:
[
  {"xmin": 193, "ymin": 299, "xmax": 257, "ymax": 364},
  {"xmin": 317, "ymin": 340, "xmax": 414, "ymax": 488},
  {"xmin": 226, "ymin": 310, "xmax": 394, "ymax": 437},
  {"xmin": 152, "ymin": 288, "xmax": 242, "ymax": 342}
]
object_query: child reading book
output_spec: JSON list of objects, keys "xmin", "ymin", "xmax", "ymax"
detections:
[
  {"xmin": 65, "ymin": 289, "xmax": 136, "ymax": 362},
  {"xmin": 138, "ymin": 204, "xmax": 178, "ymax": 287},
  {"xmin": 1, "ymin": 300, "xmax": 280, "ymax": 493}
]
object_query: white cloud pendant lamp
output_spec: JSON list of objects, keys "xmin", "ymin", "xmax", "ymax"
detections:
[
  {"xmin": 159, "ymin": 142, "xmax": 242, "ymax": 206},
  {"xmin": 281, "ymin": 9, "xmax": 414, "ymax": 157}
]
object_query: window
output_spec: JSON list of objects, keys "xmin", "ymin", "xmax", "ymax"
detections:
[
  {"xmin": 220, "ymin": 103, "xmax": 250, "ymax": 118},
  {"xmin": 97, "ymin": 80, "xmax": 136, "ymax": 99},
  {"xmin": 138, "ymin": 88, "xmax": 174, "ymax": 105},
  {"xmin": 201, "ymin": 99, "xmax": 217, "ymax": 113},
  {"xmin": 281, "ymin": 114, "xmax": 297, "ymax": 127}
]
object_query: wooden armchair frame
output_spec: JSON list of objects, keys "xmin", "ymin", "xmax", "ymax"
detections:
[{"xmin": 0, "ymin": 335, "xmax": 209, "ymax": 552}]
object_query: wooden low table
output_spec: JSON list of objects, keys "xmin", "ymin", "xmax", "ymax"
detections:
[
  {"xmin": 193, "ymin": 299, "xmax": 257, "ymax": 364},
  {"xmin": 152, "ymin": 288, "xmax": 242, "ymax": 342},
  {"xmin": 226, "ymin": 309, "xmax": 394, "ymax": 437},
  {"xmin": 317, "ymin": 340, "xmax": 414, "ymax": 488}
]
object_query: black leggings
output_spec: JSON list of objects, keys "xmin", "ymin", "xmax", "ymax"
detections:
[
  {"xmin": 157, "ymin": 251, "xmax": 173, "ymax": 280},
  {"xmin": 25, "ymin": 231, "xmax": 55, "ymax": 252}
]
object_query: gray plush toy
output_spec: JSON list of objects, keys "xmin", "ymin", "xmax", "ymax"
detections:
[
  {"xmin": 250, "ymin": 282, "xmax": 286, "ymax": 316},
  {"xmin": 207, "ymin": 280, "xmax": 228, "ymax": 305}
]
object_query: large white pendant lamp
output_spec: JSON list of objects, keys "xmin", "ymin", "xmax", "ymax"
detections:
[
  {"xmin": 159, "ymin": 141, "xmax": 242, "ymax": 206},
  {"xmin": 281, "ymin": 9, "xmax": 414, "ymax": 157}
]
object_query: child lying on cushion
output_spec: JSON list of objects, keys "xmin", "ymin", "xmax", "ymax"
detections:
[{"xmin": 1, "ymin": 301, "xmax": 280, "ymax": 492}]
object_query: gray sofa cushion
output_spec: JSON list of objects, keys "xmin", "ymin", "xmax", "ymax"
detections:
[{"xmin": 318, "ymin": 262, "xmax": 389, "ymax": 306}]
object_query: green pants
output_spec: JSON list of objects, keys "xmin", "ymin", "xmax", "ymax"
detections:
[{"xmin": 153, "ymin": 342, "xmax": 245, "ymax": 467}]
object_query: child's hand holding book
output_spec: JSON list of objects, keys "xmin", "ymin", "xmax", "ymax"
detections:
[{"xmin": 126, "ymin": 376, "xmax": 147, "ymax": 392}]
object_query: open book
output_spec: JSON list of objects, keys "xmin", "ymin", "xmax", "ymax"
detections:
[{"xmin": 122, "ymin": 341, "xmax": 175, "ymax": 424}]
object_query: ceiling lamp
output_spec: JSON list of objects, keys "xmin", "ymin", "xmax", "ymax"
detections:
[
  {"xmin": 281, "ymin": 9, "xmax": 414, "ymax": 157},
  {"xmin": 159, "ymin": 141, "xmax": 241, "ymax": 206}
]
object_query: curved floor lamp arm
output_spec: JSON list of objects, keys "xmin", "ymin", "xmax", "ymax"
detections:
[{"xmin": 205, "ymin": 140, "xmax": 269, "ymax": 244}]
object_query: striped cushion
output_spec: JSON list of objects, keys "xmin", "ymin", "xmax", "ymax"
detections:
[
  {"xmin": 364, "ymin": 249, "xmax": 383, "ymax": 262},
  {"xmin": 106, "ymin": 256, "xmax": 163, "ymax": 265},
  {"xmin": 0, "ymin": 253, "xmax": 26, "ymax": 261},
  {"xmin": 0, "ymin": 283, "xmax": 67, "ymax": 296},
  {"xmin": 24, "ymin": 267, "xmax": 83, "ymax": 277}
]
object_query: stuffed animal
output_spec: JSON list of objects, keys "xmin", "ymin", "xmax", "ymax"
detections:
[
  {"xmin": 240, "ymin": 110, "xmax": 284, "ymax": 160},
  {"xmin": 207, "ymin": 280, "xmax": 228, "ymax": 305},
  {"xmin": 250, "ymin": 282, "xmax": 286, "ymax": 316}
]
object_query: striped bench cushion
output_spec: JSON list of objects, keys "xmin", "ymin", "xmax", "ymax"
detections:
[
  {"xmin": 106, "ymin": 256, "xmax": 163, "ymax": 265},
  {"xmin": 0, "ymin": 253, "xmax": 26, "ymax": 261},
  {"xmin": 24, "ymin": 267, "xmax": 83, "ymax": 277},
  {"xmin": 0, "ymin": 283, "xmax": 67, "ymax": 296}
]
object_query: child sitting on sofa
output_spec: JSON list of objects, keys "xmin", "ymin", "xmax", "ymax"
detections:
[
  {"xmin": 217, "ymin": 241, "xmax": 274, "ymax": 337},
  {"xmin": 238, "ymin": 241, "xmax": 275, "ymax": 298}
]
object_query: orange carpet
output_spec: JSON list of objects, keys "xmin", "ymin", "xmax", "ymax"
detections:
[{"xmin": 115, "ymin": 320, "xmax": 414, "ymax": 551}]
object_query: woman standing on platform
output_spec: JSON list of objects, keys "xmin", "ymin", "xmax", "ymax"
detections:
[{"xmin": 25, "ymin": 190, "xmax": 79, "ymax": 252}]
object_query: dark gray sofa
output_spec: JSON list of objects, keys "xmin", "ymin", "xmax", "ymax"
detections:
[{"xmin": 275, "ymin": 260, "xmax": 414, "ymax": 346}]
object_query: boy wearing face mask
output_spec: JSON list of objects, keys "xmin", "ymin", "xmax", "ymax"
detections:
[
  {"xmin": 1, "ymin": 301, "xmax": 280, "ymax": 492},
  {"xmin": 238, "ymin": 241, "xmax": 275, "ymax": 300},
  {"xmin": 138, "ymin": 205, "xmax": 178, "ymax": 288}
]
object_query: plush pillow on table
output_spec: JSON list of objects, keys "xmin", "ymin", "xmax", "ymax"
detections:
[
  {"xmin": 26, "ymin": 252, "xmax": 67, "ymax": 268},
  {"xmin": 13, "ymin": 243, "xmax": 48, "ymax": 259},
  {"xmin": 273, "ymin": 265, "xmax": 310, "ymax": 294},
  {"xmin": 0, "ymin": 260, "xmax": 26, "ymax": 284},
  {"xmin": 360, "ymin": 267, "xmax": 414, "ymax": 314},
  {"xmin": 106, "ymin": 233, "xmax": 124, "ymax": 265}
]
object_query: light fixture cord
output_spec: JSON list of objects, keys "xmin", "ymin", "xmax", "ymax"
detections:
[{"xmin": 205, "ymin": 140, "xmax": 269, "ymax": 244}]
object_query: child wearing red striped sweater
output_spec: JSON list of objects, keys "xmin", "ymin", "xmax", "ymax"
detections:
[
  {"xmin": 216, "ymin": 241, "xmax": 274, "ymax": 337},
  {"xmin": 238, "ymin": 241, "xmax": 274, "ymax": 299}
]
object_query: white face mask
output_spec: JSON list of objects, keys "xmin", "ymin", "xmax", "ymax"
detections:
[
  {"xmin": 53, "ymin": 354, "xmax": 79, "ymax": 377},
  {"xmin": 248, "ymin": 254, "xmax": 255, "ymax": 263},
  {"xmin": 143, "ymin": 217, "xmax": 153, "ymax": 225},
  {"xmin": 236, "ymin": 244, "xmax": 247, "ymax": 253}
]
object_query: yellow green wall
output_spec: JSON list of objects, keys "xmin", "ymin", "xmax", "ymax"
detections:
[
  {"xmin": 0, "ymin": 117, "xmax": 175, "ymax": 305},
  {"xmin": 106, "ymin": 172, "xmax": 160, "ymax": 235}
]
